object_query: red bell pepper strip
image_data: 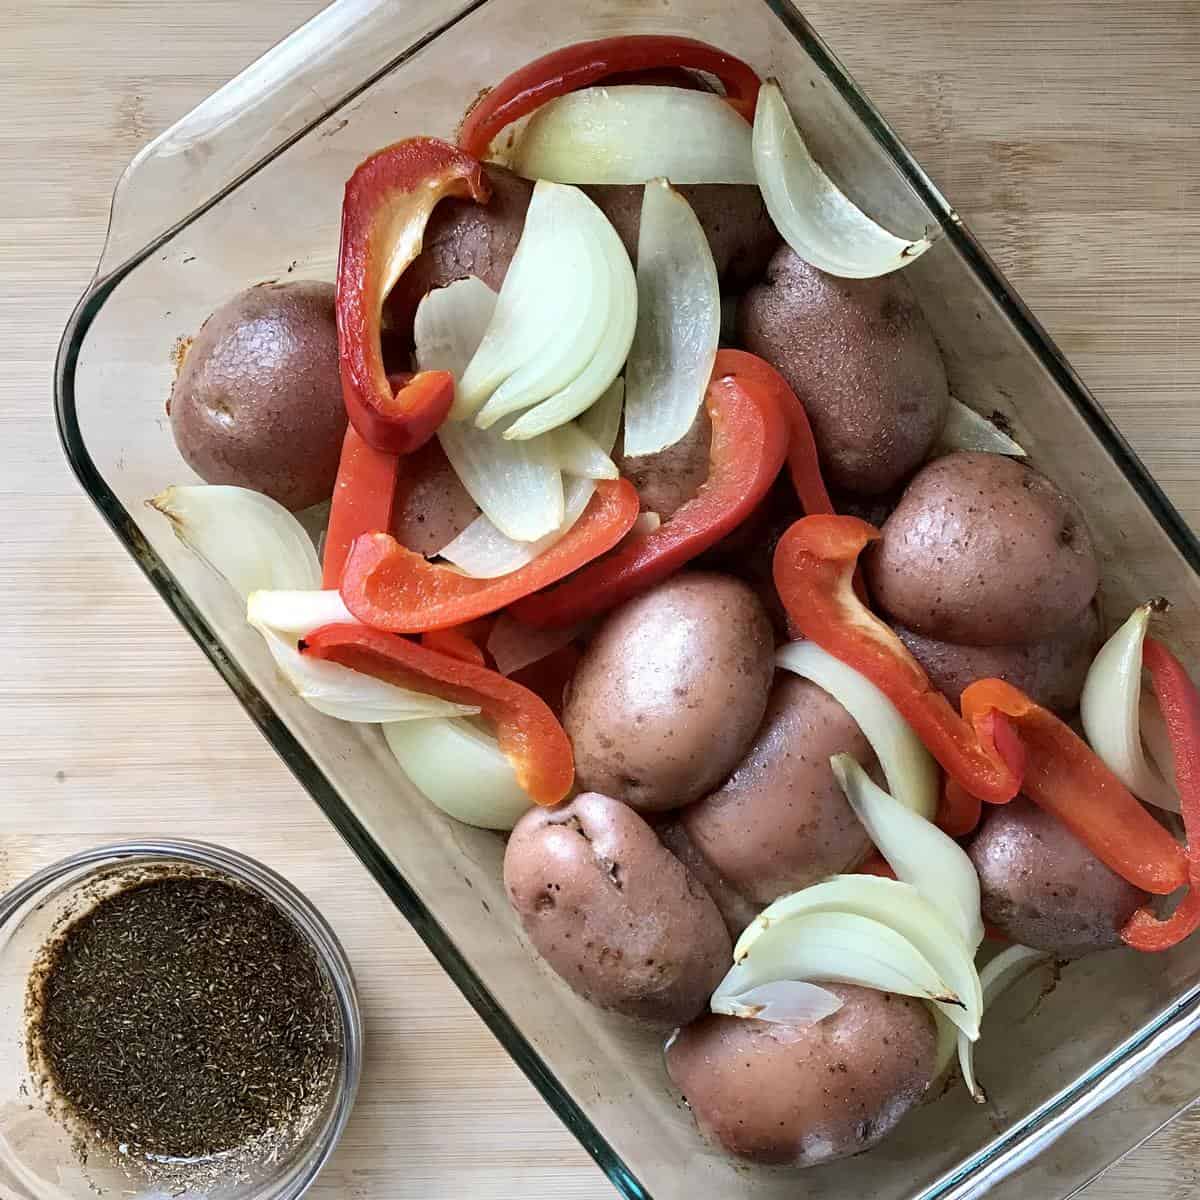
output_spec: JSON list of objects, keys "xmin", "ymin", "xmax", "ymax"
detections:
[
  {"xmin": 960, "ymin": 677, "xmax": 1187, "ymax": 897},
  {"xmin": 420, "ymin": 628, "xmax": 487, "ymax": 667},
  {"xmin": 322, "ymin": 425, "xmax": 401, "ymax": 588},
  {"xmin": 855, "ymin": 853, "xmax": 897, "ymax": 880},
  {"xmin": 1122, "ymin": 636, "xmax": 1200, "ymax": 950},
  {"xmin": 773, "ymin": 514, "xmax": 1022, "ymax": 804},
  {"xmin": 458, "ymin": 36, "xmax": 762, "ymax": 159},
  {"xmin": 300, "ymin": 624, "xmax": 573, "ymax": 806},
  {"xmin": 337, "ymin": 138, "xmax": 490, "ymax": 454},
  {"xmin": 511, "ymin": 350, "xmax": 788, "ymax": 628},
  {"xmin": 340, "ymin": 478, "xmax": 639, "ymax": 633},
  {"xmin": 937, "ymin": 777, "xmax": 983, "ymax": 839}
]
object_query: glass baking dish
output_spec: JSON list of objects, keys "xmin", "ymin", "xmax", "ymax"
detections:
[{"xmin": 54, "ymin": 1, "xmax": 1200, "ymax": 1197}]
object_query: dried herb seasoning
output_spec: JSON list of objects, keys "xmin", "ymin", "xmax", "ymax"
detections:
[{"xmin": 26, "ymin": 872, "xmax": 341, "ymax": 1166}]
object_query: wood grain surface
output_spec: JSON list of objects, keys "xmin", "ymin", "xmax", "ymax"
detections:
[{"xmin": 3, "ymin": 1, "xmax": 1199, "ymax": 1196}]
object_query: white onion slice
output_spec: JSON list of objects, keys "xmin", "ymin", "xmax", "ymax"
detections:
[
  {"xmin": 777, "ymin": 640, "xmax": 938, "ymax": 819},
  {"xmin": 577, "ymin": 377, "xmax": 624, "ymax": 456},
  {"xmin": 149, "ymin": 485, "xmax": 320, "ymax": 599},
  {"xmin": 832, "ymin": 755, "xmax": 985, "ymax": 951},
  {"xmin": 713, "ymin": 910, "xmax": 961, "ymax": 1010},
  {"xmin": 246, "ymin": 589, "xmax": 356, "ymax": 635},
  {"xmin": 486, "ymin": 614, "xmax": 583, "ymax": 677},
  {"xmin": 252, "ymin": 624, "xmax": 477, "ymax": 725},
  {"xmin": 629, "ymin": 512, "xmax": 662, "ymax": 538},
  {"xmin": 455, "ymin": 182, "xmax": 604, "ymax": 418},
  {"xmin": 1080, "ymin": 603, "xmax": 1180, "ymax": 812},
  {"xmin": 752, "ymin": 80, "xmax": 930, "ymax": 278},
  {"xmin": 498, "ymin": 213, "xmax": 638, "ymax": 441},
  {"xmin": 937, "ymin": 398, "xmax": 1027, "ymax": 457},
  {"xmin": 734, "ymin": 875, "xmax": 981, "ymax": 1041},
  {"xmin": 622, "ymin": 179, "xmax": 720, "ymax": 456},
  {"xmin": 505, "ymin": 86, "xmax": 756, "ymax": 185},
  {"xmin": 384, "ymin": 718, "xmax": 532, "ymax": 830},
  {"xmin": 416, "ymin": 278, "xmax": 567, "ymax": 543},
  {"xmin": 710, "ymin": 981, "xmax": 844, "ymax": 1026},
  {"xmin": 436, "ymin": 476, "xmax": 595, "ymax": 579},
  {"xmin": 553, "ymin": 423, "xmax": 619, "ymax": 480}
]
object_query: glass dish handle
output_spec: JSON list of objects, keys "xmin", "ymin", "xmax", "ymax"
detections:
[{"xmin": 95, "ymin": 0, "xmax": 477, "ymax": 277}]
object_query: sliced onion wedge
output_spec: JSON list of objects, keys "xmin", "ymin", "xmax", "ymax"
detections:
[
  {"xmin": 504, "ymin": 86, "xmax": 756, "ymax": 185},
  {"xmin": 734, "ymin": 875, "xmax": 981, "ymax": 1041},
  {"xmin": 753, "ymin": 80, "xmax": 930, "ymax": 278},
  {"xmin": 416, "ymin": 278, "xmax": 566, "ymax": 543},
  {"xmin": 436, "ymin": 476, "xmax": 595, "ymax": 579},
  {"xmin": 252, "ymin": 624, "xmax": 477, "ymax": 725},
  {"xmin": 246, "ymin": 589, "xmax": 356, "ymax": 635},
  {"xmin": 713, "ymin": 910, "xmax": 961, "ymax": 1011},
  {"xmin": 710, "ymin": 981, "xmax": 844, "ymax": 1026},
  {"xmin": 384, "ymin": 717, "xmax": 532, "ymax": 830},
  {"xmin": 622, "ymin": 179, "xmax": 720, "ymax": 456},
  {"xmin": 777, "ymin": 640, "xmax": 938, "ymax": 818},
  {"xmin": 1081, "ymin": 603, "xmax": 1180, "ymax": 812},
  {"xmin": 486, "ymin": 614, "xmax": 583, "ymax": 677},
  {"xmin": 577, "ymin": 376, "xmax": 624, "ymax": 456},
  {"xmin": 553, "ymin": 423, "xmax": 619, "ymax": 480},
  {"xmin": 937, "ymin": 398, "xmax": 1027, "ymax": 457},
  {"xmin": 832, "ymin": 755, "xmax": 985, "ymax": 951},
  {"xmin": 148, "ymin": 485, "xmax": 321, "ymax": 599}
]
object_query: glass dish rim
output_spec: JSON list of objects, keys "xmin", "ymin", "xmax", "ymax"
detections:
[
  {"xmin": 51, "ymin": 2, "xmax": 1200, "ymax": 1197},
  {"xmin": 0, "ymin": 838, "xmax": 364, "ymax": 1200}
]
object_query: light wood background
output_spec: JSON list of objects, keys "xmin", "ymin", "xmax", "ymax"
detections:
[{"xmin": 4, "ymin": 1, "xmax": 1199, "ymax": 1196}]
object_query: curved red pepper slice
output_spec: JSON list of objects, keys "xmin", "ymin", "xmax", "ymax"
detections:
[
  {"xmin": 961, "ymin": 677, "xmax": 1187, "ymax": 897},
  {"xmin": 337, "ymin": 138, "xmax": 490, "ymax": 454},
  {"xmin": 340, "ymin": 478, "xmax": 640, "ymax": 633},
  {"xmin": 511, "ymin": 350, "xmax": 789, "ymax": 628},
  {"xmin": 420, "ymin": 628, "xmax": 487, "ymax": 667},
  {"xmin": 772, "ymin": 514, "xmax": 1021, "ymax": 804},
  {"xmin": 300, "ymin": 624, "xmax": 573, "ymax": 807},
  {"xmin": 322, "ymin": 425, "xmax": 401, "ymax": 588},
  {"xmin": 937, "ymin": 777, "xmax": 983, "ymax": 839},
  {"xmin": 458, "ymin": 35, "xmax": 762, "ymax": 159},
  {"xmin": 1122, "ymin": 636, "xmax": 1200, "ymax": 949}
]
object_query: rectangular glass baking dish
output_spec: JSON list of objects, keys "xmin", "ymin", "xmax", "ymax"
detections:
[{"xmin": 55, "ymin": 1, "xmax": 1200, "ymax": 1197}]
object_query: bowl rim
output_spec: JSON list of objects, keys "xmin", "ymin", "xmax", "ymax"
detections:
[
  {"xmin": 1, "ymin": 839, "xmax": 363, "ymax": 1200},
  {"xmin": 51, "ymin": 2, "xmax": 1200, "ymax": 1198}
]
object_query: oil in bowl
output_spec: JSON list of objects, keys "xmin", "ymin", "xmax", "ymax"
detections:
[{"xmin": 0, "ymin": 843, "xmax": 361, "ymax": 1200}]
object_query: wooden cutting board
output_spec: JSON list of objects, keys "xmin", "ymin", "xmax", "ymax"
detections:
[{"xmin": 2, "ymin": 2, "xmax": 1198, "ymax": 1196}]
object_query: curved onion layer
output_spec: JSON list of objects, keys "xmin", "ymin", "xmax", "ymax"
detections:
[
  {"xmin": 486, "ymin": 614, "xmax": 583, "ymax": 677},
  {"xmin": 1081, "ymin": 603, "xmax": 1180, "ymax": 812},
  {"xmin": 456, "ymin": 182, "xmax": 610, "ymax": 419},
  {"xmin": 734, "ymin": 875, "xmax": 980, "ymax": 1041},
  {"xmin": 498, "ymin": 219, "xmax": 638, "ymax": 442},
  {"xmin": 384, "ymin": 717, "xmax": 532, "ymax": 830},
  {"xmin": 505, "ymin": 86, "xmax": 756, "ymax": 185},
  {"xmin": 252, "ymin": 624, "xmax": 477, "ymax": 725},
  {"xmin": 955, "ymin": 944, "xmax": 1052, "ymax": 1103},
  {"xmin": 937, "ymin": 398, "xmax": 1027, "ymax": 457},
  {"xmin": 437, "ymin": 476, "xmax": 595, "ymax": 579},
  {"xmin": 246, "ymin": 589, "xmax": 356, "ymax": 635},
  {"xmin": 622, "ymin": 179, "xmax": 721, "ymax": 456},
  {"xmin": 832, "ymin": 755, "xmax": 985, "ymax": 951},
  {"xmin": 553, "ymin": 423, "xmax": 619, "ymax": 480},
  {"xmin": 713, "ymin": 910, "xmax": 960, "ymax": 1011},
  {"xmin": 417, "ymin": 278, "xmax": 566, "ymax": 543},
  {"xmin": 777, "ymin": 640, "xmax": 938, "ymax": 818},
  {"xmin": 753, "ymin": 80, "xmax": 930, "ymax": 279},
  {"xmin": 710, "ymin": 980, "xmax": 844, "ymax": 1026},
  {"xmin": 578, "ymin": 376, "xmax": 624, "ymax": 456},
  {"xmin": 149, "ymin": 485, "xmax": 321, "ymax": 599}
]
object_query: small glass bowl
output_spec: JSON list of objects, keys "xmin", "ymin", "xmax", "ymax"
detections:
[{"xmin": 0, "ymin": 840, "xmax": 362, "ymax": 1200}]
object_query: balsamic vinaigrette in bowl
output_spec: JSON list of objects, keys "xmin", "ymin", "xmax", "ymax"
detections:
[{"xmin": 24, "ymin": 868, "xmax": 342, "ymax": 1187}]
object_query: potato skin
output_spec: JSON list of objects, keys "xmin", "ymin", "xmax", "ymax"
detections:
[
  {"xmin": 666, "ymin": 985, "xmax": 936, "ymax": 1166},
  {"xmin": 615, "ymin": 404, "xmax": 711, "ymax": 521},
  {"xmin": 736, "ymin": 247, "xmax": 950, "ymax": 494},
  {"xmin": 968, "ymin": 797, "xmax": 1148, "ymax": 958},
  {"xmin": 503, "ymin": 793, "xmax": 731, "ymax": 1025},
  {"xmin": 895, "ymin": 602, "xmax": 1101, "ymax": 714},
  {"xmin": 169, "ymin": 281, "xmax": 346, "ymax": 510},
  {"xmin": 680, "ymin": 677, "xmax": 874, "ymax": 904},
  {"xmin": 657, "ymin": 820, "xmax": 761, "ymax": 939},
  {"xmin": 564, "ymin": 573, "xmax": 775, "ymax": 812},
  {"xmin": 868, "ymin": 452, "xmax": 1099, "ymax": 645},
  {"xmin": 390, "ymin": 439, "xmax": 478, "ymax": 556}
]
